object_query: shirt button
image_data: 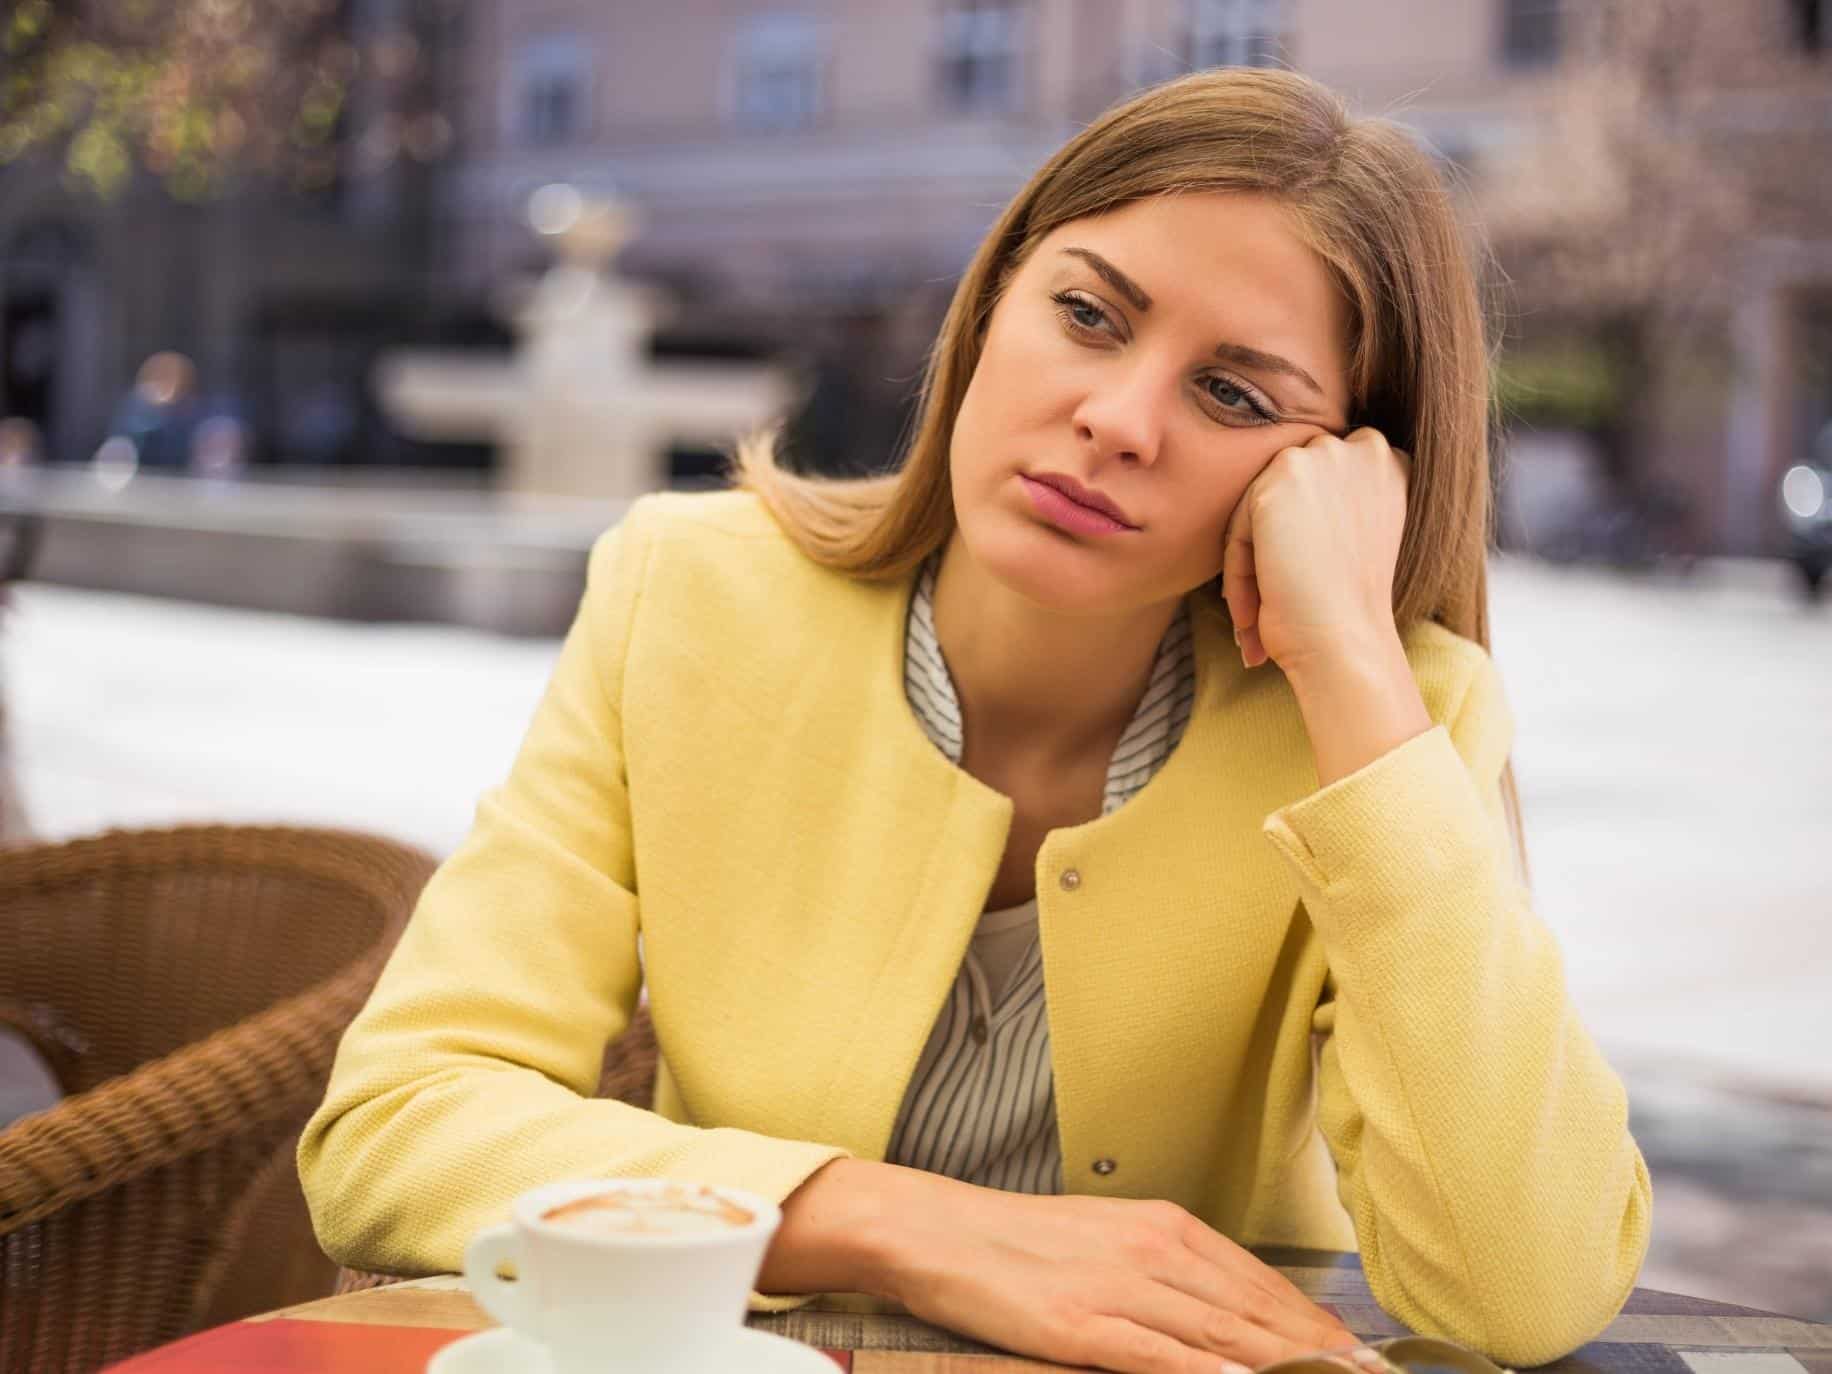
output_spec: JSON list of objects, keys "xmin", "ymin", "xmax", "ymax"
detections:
[
  {"xmin": 1092, "ymin": 1157, "xmax": 1117, "ymax": 1176},
  {"xmin": 1059, "ymin": 868, "xmax": 1082, "ymax": 892},
  {"xmin": 969, "ymin": 1015, "xmax": 989, "ymax": 1044}
]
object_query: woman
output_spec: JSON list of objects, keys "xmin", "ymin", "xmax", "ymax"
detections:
[{"xmin": 300, "ymin": 69, "xmax": 1651, "ymax": 1374}]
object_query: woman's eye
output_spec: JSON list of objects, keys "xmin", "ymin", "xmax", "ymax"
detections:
[
  {"xmin": 1203, "ymin": 376, "xmax": 1277, "ymax": 425},
  {"xmin": 1052, "ymin": 291, "xmax": 1112, "ymax": 335},
  {"xmin": 1207, "ymin": 378, "xmax": 1250, "ymax": 409}
]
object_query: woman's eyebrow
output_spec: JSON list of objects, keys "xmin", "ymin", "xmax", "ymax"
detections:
[
  {"xmin": 1060, "ymin": 247, "xmax": 1153, "ymax": 311},
  {"xmin": 1212, "ymin": 342, "xmax": 1326, "ymax": 400},
  {"xmin": 1059, "ymin": 246, "xmax": 1325, "ymax": 400}
]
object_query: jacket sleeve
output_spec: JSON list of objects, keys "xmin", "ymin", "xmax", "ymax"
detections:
[
  {"xmin": 1261, "ymin": 646, "xmax": 1652, "ymax": 1368},
  {"xmin": 297, "ymin": 496, "xmax": 849, "ymax": 1294}
]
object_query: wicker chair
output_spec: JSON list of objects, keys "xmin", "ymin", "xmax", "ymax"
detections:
[
  {"xmin": 0, "ymin": 824, "xmax": 436, "ymax": 1373},
  {"xmin": 332, "ymin": 999, "xmax": 661, "ymax": 1295}
]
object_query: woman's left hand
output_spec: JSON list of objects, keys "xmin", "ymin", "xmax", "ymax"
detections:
[{"xmin": 1220, "ymin": 426, "xmax": 1411, "ymax": 679}]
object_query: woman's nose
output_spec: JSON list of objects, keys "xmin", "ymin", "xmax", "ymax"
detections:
[{"xmin": 1071, "ymin": 361, "xmax": 1171, "ymax": 466}]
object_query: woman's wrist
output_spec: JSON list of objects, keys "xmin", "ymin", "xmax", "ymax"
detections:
[
  {"xmin": 758, "ymin": 1157, "xmax": 958, "ymax": 1301},
  {"xmin": 1284, "ymin": 624, "xmax": 1433, "ymax": 788}
]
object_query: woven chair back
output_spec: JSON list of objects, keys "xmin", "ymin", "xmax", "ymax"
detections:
[{"xmin": 0, "ymin": 825, "xmax": 435, "ymax": 1373}]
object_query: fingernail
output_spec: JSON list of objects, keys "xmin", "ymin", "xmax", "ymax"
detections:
[
  {"xmin": 1232, "ymin": 626, "xmax": 1242, "ymax": 645},
  {"xmin": 1220, "ymin": 1362, "xmax": 1253, "ymax": 1374},
  {"xmin": 1350, "ymin": 1350, "xmax": 1386, "ymax": 1369}
]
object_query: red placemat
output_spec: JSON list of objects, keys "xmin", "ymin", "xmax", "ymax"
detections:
[
  {"xmin": 105, "ymin": 1318, "xmax": 851, "ymax": 1372},
  {"xmin": 104, "ymin": 1320, "xmax": 469, "ymax": 1373}
]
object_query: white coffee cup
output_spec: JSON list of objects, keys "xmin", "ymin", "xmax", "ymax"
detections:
[{"xmin": 463, "ymin": 1177, "xmax": 782, "ymax": 1374}]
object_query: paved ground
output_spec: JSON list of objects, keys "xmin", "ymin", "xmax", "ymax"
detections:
[
  {"xmin": 1484, "ymin": 557, "xmax": 1832, "ymax": 1101},
  {"xmin": 5, "ymin": 554, "xmax": 1829, "ymax": 1318}
]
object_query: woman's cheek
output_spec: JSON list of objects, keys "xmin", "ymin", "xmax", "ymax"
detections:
[{"xmin": 1148, "ymin": 515, "xmax": 1222, "ymax": 585}]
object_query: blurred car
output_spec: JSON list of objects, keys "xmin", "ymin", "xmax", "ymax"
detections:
[{"xmin": 1780, "ymin": 421, "xmax": 1832, "ymax": 600}]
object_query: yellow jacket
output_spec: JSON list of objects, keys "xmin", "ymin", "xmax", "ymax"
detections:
[{"xmin": 299, "ymin": 489, "xmax": 1651, "ymax": 1366}]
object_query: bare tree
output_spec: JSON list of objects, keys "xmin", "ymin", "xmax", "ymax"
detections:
[
  {"xmin": 1479, "ymin": 0, "xmax": 1826, "ymax": 488},
  {"xmin": 0, "ymin": 0, "xmax": 457, "ymax": 201}
]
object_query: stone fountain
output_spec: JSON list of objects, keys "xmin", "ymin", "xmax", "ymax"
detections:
[{"xmin": 376, "ymin": 186, "xmax": 795, "ymax": 503}]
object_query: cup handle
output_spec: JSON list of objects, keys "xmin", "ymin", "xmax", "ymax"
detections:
[{"xmin": 464, "ymin": 1223, "xmax": 536, "ymax": 1332}]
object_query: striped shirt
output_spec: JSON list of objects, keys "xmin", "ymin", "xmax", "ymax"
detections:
[{"xmin": 884, "ymin": 553, "xmax": 1198, "ymax": 1193}]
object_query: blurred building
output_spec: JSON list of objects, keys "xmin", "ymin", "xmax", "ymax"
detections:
[
  {"xmin": 2, "ymin": 1, "xmax": 1825, "ymax": 551},
  {"xmin": 445, "ymin": 0, "xmax": 1830, "ymax": 546}
]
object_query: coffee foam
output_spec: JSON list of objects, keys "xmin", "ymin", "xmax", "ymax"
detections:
[{"xmin": 541, "ymin": 1183, "xmax": 755, "ymax": 1237}]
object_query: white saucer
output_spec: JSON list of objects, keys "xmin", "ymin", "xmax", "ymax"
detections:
[{"xmin": 426, "ymin": 1325, "xmax": 840, "ymax": 1373}]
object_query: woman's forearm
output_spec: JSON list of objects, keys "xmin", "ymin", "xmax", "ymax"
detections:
[{"xmin": 757, "ymin": 1156, "xmax": 957, "ymax": 1299}]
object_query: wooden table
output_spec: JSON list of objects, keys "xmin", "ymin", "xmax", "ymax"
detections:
[{"xmin": 108, "ymin": 1250, "xmax": 1832, "ymax": 1374}]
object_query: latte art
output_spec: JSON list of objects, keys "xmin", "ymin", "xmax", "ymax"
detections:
[{"xmin": 541, "ymin": 1183, "xmax": 755, "ymax": 1237}]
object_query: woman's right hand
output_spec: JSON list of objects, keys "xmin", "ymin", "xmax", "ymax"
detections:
[{"xmin": 884, "ymin": 1181, "xmax": 1360, "ymax": 1374}]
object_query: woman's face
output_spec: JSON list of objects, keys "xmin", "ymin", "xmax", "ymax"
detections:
[{"xmin": 948, "ymin": 191, "xmax": 1354, "ymax": 616}]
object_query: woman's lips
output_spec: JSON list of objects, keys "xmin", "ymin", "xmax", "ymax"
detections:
[{"xmin": 1019, "ymin": 474, "xmax": 1138, "ymax": 536}]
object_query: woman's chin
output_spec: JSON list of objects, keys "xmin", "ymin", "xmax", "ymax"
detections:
[{"xmin": 966, "ymin": 514, "xmax": 1142, "ymax": 615}]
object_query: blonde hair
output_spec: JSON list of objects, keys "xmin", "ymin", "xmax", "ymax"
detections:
[{"xmin": 725, "ymin": 67, "xmax": 1526, "ymax": 878}]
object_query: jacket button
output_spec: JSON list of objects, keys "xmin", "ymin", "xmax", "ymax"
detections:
[
  {"xmin": 969, "ymin": 1015, "xmax": 989, "ymax": 1044},
  {"xmin": 1059, "ymin": 868, "xmax": 1082, "ymax": 892},
  {"xmin": 1092, "ymin": 1157, "xmax": 1117, "ymax": 1176}
]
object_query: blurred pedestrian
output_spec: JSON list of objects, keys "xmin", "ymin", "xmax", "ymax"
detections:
[
  {"xmin": 107, "ymin": 351, "xmax": 204, "ymax": 471},
  {"xmin": 0, "ymin": 418, "xmax": 43, "ymax": 471}
]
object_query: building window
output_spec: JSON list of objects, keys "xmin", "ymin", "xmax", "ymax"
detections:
[
  {"xmin": 938, "ymin": 1, "xmax": 1027, "ymax": 114},
  {"xmin": 1500, "ymin": 0, "xmax": 1561, "ymax": 67},
  {"xmin": 513, "ymin": 35, "xmax": 591, "ymax": 147},
  {"xmin": 1790, "ymin": 0, "xmax": 1824, "ymax": 53},
  {"xmin": 732, "ymin": 14, "xmax": 828, "ymax": 128},
  {"xmin": 1186, "ymin": 0, "xmax": 1289, "ymax": 71}
]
